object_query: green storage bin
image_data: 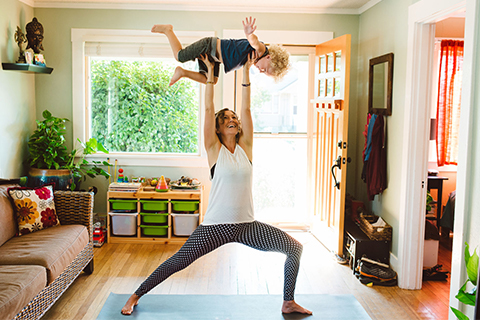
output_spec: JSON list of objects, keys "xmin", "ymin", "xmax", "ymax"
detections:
[
  {"xmin": 171, "ymin": 200, "xmax": 199, "ymax": 212},
  {"xmin": 109, "ymin": 199, "xmax": 137, "ymax": 211},
  {"xmin": 140, "ymin": 225, "xmax": 168, "ymax": 237},
  {"xmin": 140, "ymin": 212, "xmax": 168, "ymax": 224},
  {"xmin": 140, "ymin": 200, "xmax": 168, "ymax": 212}
]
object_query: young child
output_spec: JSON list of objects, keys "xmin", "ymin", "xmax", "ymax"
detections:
[{"xmin": 151, "ymin": 17, "xmax": 290, "ymax": 86}]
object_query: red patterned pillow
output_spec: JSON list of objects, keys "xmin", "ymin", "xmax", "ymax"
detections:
[{"xmin": 8, "ymin": 183, "xmax": 60, "ymax": 236}]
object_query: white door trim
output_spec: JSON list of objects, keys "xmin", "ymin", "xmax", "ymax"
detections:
[{"xmin": 399, "ymin": 3, "xmax": 477, "ymax": 314}]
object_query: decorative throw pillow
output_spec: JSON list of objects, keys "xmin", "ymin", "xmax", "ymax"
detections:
[{"xmin": 8, "ymin": 183, "xmax": 60, "ymax": 236}]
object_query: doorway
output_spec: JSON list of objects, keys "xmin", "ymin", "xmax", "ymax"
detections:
[
  {"xmin": 249, "ymin": 52, "xmax": 313, "ymax": 228},
  {"xmin": 422, "ymin": 16, "xmax": 464, "ymax": 295},
  {"xmin": 399, "ymin": 0, "xmax": 474, "ymax": 304}
]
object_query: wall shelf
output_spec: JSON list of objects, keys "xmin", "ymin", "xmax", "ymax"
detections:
[{"xmin": 2, "ymin": 63, "xmax": 53, "ymax": 74}]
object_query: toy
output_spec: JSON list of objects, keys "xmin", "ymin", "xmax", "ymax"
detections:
[
  {"xmin": 93, "ymin": 222, "xmax": 106, "ymax": 247},
  {"xmin": 117, "ymin": 168, "xmax": 124, "ymax": 182},
  {"xmin": 155, "ymin": 175, "xmax": 169, "ymax": 192}
]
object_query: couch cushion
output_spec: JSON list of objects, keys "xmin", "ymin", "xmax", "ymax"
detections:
[
  {"xmin": 0, "ymin": 184, "xmax": 18, "ymax": 247},
  {"xmin": 0, "ymin": 225, "xmax": 88, "ymax": 284},
  {"xmin": 8, "ymin": 183, "xmax": 60, "ymax": 236},
  {"xmin": 0, "ymin": 265, "xmax": 47, "ymax": 320}
]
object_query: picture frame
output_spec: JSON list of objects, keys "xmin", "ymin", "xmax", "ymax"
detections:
[{"xmin": 25, "ymin": 50, "xmax": 34, "ymax": 64}]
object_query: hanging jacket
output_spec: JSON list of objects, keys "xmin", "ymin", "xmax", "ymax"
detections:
[{"xmin": 362, "ymin": 114, "xmax": 387, "ymax": 200}]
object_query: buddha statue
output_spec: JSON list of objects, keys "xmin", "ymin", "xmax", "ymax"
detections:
[{"xmin": 26, "ymin": 17, "xmax": 44, "ymax": 54}]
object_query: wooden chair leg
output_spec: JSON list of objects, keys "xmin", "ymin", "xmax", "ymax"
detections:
[{"xmin": 83, "ymin": 258, "xmax": 94, "ymax": 274}]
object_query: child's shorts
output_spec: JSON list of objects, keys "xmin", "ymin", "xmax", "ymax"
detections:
[{"xmin": 178, "ymin": 37, "xmax": 220, "ymax": 78}]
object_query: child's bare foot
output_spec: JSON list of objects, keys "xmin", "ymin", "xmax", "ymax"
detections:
[
  {"xmin": 169, "ymin": 66, "xmax": 184, "ymax": 86},
  {"xmin": 121, "ymin": 294, "xmax": 140, "ymax": 315},
  {"xmin": 282, "ymin": 300, "xmax": 312, "ymax": 315},
  {"xmin": 151, "ymin": 24, "xmax": 173, "ymax": 34}
]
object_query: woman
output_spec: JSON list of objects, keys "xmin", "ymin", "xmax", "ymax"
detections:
[{"xmin": 121, "ymin": 52, "xmax": 311, "ymax": 316}]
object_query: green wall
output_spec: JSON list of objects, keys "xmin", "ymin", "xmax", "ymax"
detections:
[
  {"xmin": 356, "ymin": 0, "xmax": 413, "ymax": 258},
  {"xmin": 0, "ymin": 0, "xmax": 36, "ymax": 179},
  {"xmin": 32, "ymin": 8, "xmax": 360, "ymax": 213}
]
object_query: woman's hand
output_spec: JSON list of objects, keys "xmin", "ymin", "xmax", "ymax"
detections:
[
  {"xmin": 244, "ymin": 50, "xmax": 256, "ymax": 72},
  {"xmin": 242, "ymin": 16, "xmax": 257, "ymax": 37},
  {"xmin": 199, "ymin": 54, "xmax": 215, "ymax": 84},
  {"xmin": 199, "ymin": 54, "xmax": 213, "ymax": 71}
]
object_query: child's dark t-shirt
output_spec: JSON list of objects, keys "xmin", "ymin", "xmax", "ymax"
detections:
[{"xmin": 220, "ymin": 39, "xmax": 255, "ymax": 73}]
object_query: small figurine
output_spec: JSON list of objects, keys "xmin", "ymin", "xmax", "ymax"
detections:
[
  {"xmin": 14, "ymin": 26, "xmax": 26, "ymax": 63},
  {"xmin": 26, "ymin": 17, "xmax": 44, "ymax": 54}
]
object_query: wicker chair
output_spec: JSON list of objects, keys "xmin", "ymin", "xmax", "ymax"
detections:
[{"xmin": 13, "ymin": 190, "xmax": 94, "ymax": 320}]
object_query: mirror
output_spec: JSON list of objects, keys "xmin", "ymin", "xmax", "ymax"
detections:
[{"xmin": 369, "ymin": 53, "xmax": 394, "ymax": 116}]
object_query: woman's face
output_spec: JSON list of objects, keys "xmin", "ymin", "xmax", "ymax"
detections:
[{"xmin": 216, "ymin": 110, "xmax": 240, "ymax": 136}]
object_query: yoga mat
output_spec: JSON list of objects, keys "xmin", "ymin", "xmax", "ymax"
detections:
[{"xmin": 96, "ymin": 293, "xmax": 371, "ymax": 320}]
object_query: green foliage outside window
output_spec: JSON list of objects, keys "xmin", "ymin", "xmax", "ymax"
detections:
[{"xmin": 89, "ymin": 59, "xmax": 199, "ymax": 154}]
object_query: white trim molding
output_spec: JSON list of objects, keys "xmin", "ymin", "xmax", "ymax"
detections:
[
  {"xmin": 27, "ymin": 0, "xmax": 382, "ymax": 15},
  {"xmin": 71, "ymin": 28, "xmax": 214, "ymax": 168}
]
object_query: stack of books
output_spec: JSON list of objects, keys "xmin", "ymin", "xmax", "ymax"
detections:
[{"xmin": 108, "ymin": 182, "xmax": 142, "ymax": 192}]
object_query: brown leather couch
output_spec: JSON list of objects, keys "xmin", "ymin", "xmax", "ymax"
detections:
[{"xmin": 0, "ymin": 185, "xmax": 94, "ymax": 320}]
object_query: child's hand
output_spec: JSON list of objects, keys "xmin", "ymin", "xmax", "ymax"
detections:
[{"xmin": 242, "ymin": 16, "xmax": 257, "ymax": 36}]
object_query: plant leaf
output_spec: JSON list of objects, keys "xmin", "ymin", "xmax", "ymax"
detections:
[
  {"xmin": 466, "ymin": 247, "xmax": 478, "ymax": 285},
  {"xmin": 450, "ymin": 307, "xmax": 470, "ymax": 320},
  {"xmin": 465, "ymin": 242, "xmax": 471, "ymax": 266},
  {"xmin": 455, "ymin": 289, "xmax": 476, "ymax": 306}
]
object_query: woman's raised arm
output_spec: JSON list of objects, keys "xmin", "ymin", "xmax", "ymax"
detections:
[
  {"xmin": 238, "ymin": 51, "xmax": 255, "ymax": 159},
  {"xmin": 200, "ymin": 55, "xmax": 221, "ymax": 166}
]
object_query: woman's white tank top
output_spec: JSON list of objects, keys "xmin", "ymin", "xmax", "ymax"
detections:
[{"xmin": 201, "ymin": 144, "xmax": 254, "ymax": 225}]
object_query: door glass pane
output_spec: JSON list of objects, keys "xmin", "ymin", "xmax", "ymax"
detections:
[
  {"xmin": 250, "ymin": 55, "xmax": 309, "ymax": 133},
  {"xmin": 327, "ymin": 53, "xmax": 334, "ymax": 72},
  {"xmin": 318, "ymin": 79, "xmax": 325, "ymax": 98},
  {"xmin": 320, "ymin": 56, "xmax": 326, "ymax": 73},
  {"xmin": 335, "ymin": 51, "xmax": 341, "ymax": 71},
  {"xmin": 326, "ymin": 78, "xmax": 333, "ymax": 97},
  {"xmin": 334, "ymin": 78, "xmax": 341, "ymax": 96}
]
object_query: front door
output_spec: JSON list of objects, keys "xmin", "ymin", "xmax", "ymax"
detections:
[{"xmin": 310, "ymin": 34, "xmax": 351, "ymax": 255}]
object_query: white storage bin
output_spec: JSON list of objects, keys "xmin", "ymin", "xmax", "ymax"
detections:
[
  {"xmin": 171, "ymin": 213, "xmax": 199, "ymax": 236},
  {"xmin": 423, "ymin": 239, "xmax": 439, "ymax": 268},
  {"xmin": 109, "ymin": 212, "xmax": 137, "ymax": 236}
]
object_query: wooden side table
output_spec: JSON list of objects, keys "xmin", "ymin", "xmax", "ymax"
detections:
[{"xmin": 427, "ymin": 176, "xmax": 448, "ymax": 226}]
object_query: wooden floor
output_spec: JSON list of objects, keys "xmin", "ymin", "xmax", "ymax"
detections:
[{"xmin": 43, "ymin": 232, "xmax": 452, "ymax": 320}]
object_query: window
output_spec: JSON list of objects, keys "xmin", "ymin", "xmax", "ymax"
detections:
[
  {"xmin": 88, "ymin": 57, "xmax": 199, "ymax": 154},
  {"xmin": 72, "ymin": 29, "xmax": 214, "ymax": 167}
]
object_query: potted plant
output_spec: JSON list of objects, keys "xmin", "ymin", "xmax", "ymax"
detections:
[
  {"xmin": 27, "ymin": 110, "xmax": 111, "ymax": 190},
  {"xmin": 451, "ymin": 242, "xmax": 478, "ymax": 319}
]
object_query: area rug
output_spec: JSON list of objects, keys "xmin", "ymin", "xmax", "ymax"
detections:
[{"xmin": 96, "ymin": 293, "xmax": 371, "ymax": 320}]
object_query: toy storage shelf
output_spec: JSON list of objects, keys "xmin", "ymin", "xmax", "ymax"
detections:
[{"xmin": 107, "ymin": 187, "xmax": 203, "ymax": 244}]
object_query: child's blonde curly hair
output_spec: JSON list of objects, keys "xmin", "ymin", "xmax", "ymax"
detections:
[{"xmin": 268, "ymin": 44, "xmax": 290, "ymax": 81}]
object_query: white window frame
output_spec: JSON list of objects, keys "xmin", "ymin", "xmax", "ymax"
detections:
[{"xmin": 71, "ymin": 28, "xmax": 215, "ymax": 167}]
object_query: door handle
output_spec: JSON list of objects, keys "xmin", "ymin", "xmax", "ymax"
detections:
[{"xmin": 331, "ymin": 156, "xmax": 341, "ymax": 190}]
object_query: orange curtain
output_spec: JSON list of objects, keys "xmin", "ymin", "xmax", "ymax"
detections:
[{"xmin": 436, "ymin": 40, "xmax": 463, "ymax": 166}]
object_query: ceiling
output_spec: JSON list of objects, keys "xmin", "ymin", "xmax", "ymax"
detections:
[{"xmin": 22, "ymin": 0, "xmax": 382, "ymax": 14}]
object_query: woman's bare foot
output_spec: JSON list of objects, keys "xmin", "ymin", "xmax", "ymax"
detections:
[
  {"xmin": 121, "ymin": 294, "xmax": 140, "ymax": 315},
  {"xmin": 151, "ymin": 24, "xmax": 173, "ymax": 34},
  {"xmin": 282, "ymin": 300, "xmax": 312, "ymax": 315},
  {"xmin": 169, "ymin": 66, "xmax": 185, "ymax": 86}
]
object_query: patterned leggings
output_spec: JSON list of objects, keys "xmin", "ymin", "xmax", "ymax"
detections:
[{"xmin": 134, "ymin": 220, "xmax": 303, "ymax": 301}]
